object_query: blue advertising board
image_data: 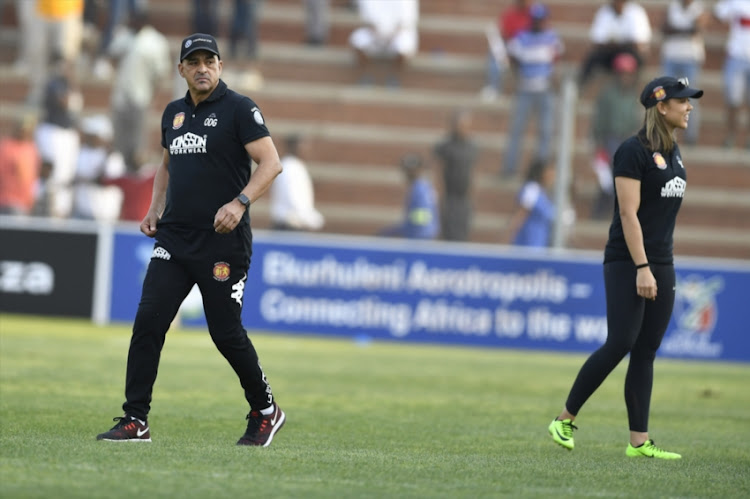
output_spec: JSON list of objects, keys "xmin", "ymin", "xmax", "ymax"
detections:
[{"xmin": 109, "ymin": 230, "xmax": 750, "ymax": 363}]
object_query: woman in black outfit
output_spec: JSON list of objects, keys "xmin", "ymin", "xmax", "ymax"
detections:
[{"xmin": 548, "ymin": 76, "xmax": 703, "ymax": 459}]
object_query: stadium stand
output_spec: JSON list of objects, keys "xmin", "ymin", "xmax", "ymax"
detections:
[{"xmin": 0, "ymin": 0, "xmax": 747, "ymax": 259}]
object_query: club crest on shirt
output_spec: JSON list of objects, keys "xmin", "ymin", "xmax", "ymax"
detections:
[
  {"xmin": 173, "ymin": 112, "xmax": 185, "ymax": 130},
  {"xmin": 251, "ymin": 106, "xmax": 264, "ymax": 125},
  {"xmin": 213, "ymin": 262, "xmax": 230, "ymax": 281},
  {"xmin": 652, "ymin": 152, "xmax": 667, "ymax": 170}
]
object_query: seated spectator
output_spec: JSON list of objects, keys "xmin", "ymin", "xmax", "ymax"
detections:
[
  {"xmin": 349, "ymin": 0, "xmax": 419, "ymax": 87},
  {"xmin": 661, "ymin": 0, "xmax": 707, "ymax": 145},
  {"xmin": 102, "ymin": 151, "xmax": 157, "ymax": 222},
  {"xmin": 0, "ymin": 114, "xmax": 41, "ymax": 216},
  {"xmin": 71, "ymin": 115, "xmax": 126, "ymax": 221},
  {"xmin": 269, "ymin": 134, "xmax": 325, "ymax": 232},
  {"xmin": 380, "ymin": 153, "xmax": 439, "ymax": 239},
  {"xmin": 433, "ymin": 109, "xmax": 479, "ymax": 241},
  {"xmin": 713, "ymin": 0, "xmax": 750, "ymax": 149},
  {"xmin": 590, "ymin": 53, "xmax": 641, "ymax": 219},
  {"xmin": 505, "ymin": 158, "xmax": 556, "ymax": 248},
  {"xmin": 578, "ymin": 0, "xmax": 652, "ymax": 87},
  {"xmin": 480, "ymin": 0, "xmax": 531, "ymax": 101},
  {"xmin": 501, "ymin": 3, "xmax": 563, "ymax": 177}
]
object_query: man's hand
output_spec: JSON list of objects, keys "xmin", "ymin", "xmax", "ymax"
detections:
[
  {"xmin": 140, "ymin": 211, "xmax": 160, "ymax": 237},
  {"xmin": 213, "ymin": 199, "xmax": 246, "ymax": 234}
]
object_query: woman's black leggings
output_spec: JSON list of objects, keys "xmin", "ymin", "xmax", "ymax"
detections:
[{"xmin": 564, "ymin": 261, "xmax": 676, "ymax": 432}]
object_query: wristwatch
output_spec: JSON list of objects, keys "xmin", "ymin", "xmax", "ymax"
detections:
[{"xmin": 236, "ymin": 193, "xmax": 251, "ymax": 209}]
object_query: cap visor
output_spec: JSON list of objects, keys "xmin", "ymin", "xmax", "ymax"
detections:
[{"xmin": 674, "ymin": 87, "xmax": 703, "ymax": 99}]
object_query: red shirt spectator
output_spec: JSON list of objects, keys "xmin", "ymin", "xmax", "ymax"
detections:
[
  {"xmin": 103, "ymin": 171, "xmax": 155, "ymax": 222},
  {"xmin": 500, "ymin": 0, "xmax": 532, "ymax": 41}
]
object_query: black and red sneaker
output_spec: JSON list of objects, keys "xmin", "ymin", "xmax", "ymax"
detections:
[
  {"xmin": 96, "ymin": 415, "xmax": 151, "ymax": 442},
  {"xmin": 237, "ymin": 402, "xmax": 285, "ymax": 447}
]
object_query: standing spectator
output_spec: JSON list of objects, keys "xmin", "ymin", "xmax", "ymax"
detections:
[
  {"xmin": 661, "ymin": 0, "xmax": 707, "ymax": 145},
  {"xmin": 433, "ymin": 109, "xmax": 479, "ymax": 241},
  {"xmin": 590, "ymin": 53, "xmax": 642, "ymax": 219},
  {"xmin": 713, "ymin": 0, "xmax": 750, "ymax": 149},
  {"xmin": 505, "ymin": 158, "xmax": 555, "ymax": 248},
  {"xmin": 108, "ymin": 10, "xmax": 171, "ymax": 166},
  {"xmin": 305, "ymin": 0, "xmax": 330, "ymax": 46},
  {"xmin": 349, "ymin": 0, "xmax": 419, "ymax": 87},
  {"xmin": 380, "ymin": 153, "xmax": 439, "ymax": 239},
  {"xmin": 102, "ymin": 152, "xmax": 157, "ymax": 222},
  {"xmin": 34, "ymin": 53, "xmax": 83, "ymax": 218},
  {"xmin": 479, "ymin": 0, "xmax": 532, "ymax": 101},
  {"xmin": 501, "ymin": 3, "xmax": 563, "ymax": 177},
  {"xmin": 269, "ymin": 134, "xmax": 325, "ymax": 231},
  {"xmin": 95, "ymin": 33, "xmax": 286, "ymax": 446},
  {"xmin": 26, "ymin": 0, "xmax": 85, "ymax": 105},
  {"xmin": 0, "ymin": 115, "xmax": 41, "ymax": 216},
  {"xmin": 192, "ymin": 0, "xmax": 264, "ymax": 91},
  {"xmin": 578, "ymin": 0, "xmax": 652, "ymax": 87},
  {"xmin": 92, "ymin": 0, "xmax": 147, "ymax": 80},
  {"xmin": 71, "ymin": 115, "xmax": 126, "ymax": 221},
  {"xmin": 11, "ymin": 0, "xmax": 36, "ymax": 76}
]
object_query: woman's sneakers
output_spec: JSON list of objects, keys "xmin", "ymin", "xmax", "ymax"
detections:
[
  {"xmin": 626, "ymin": 439, "xmax": 682, "ymax": 459},
  {"xmin": 548, "ymin": 418, "xmax": 577, "ymax": 450}
]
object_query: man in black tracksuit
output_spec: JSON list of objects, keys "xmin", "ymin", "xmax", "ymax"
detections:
[
  {"xmin": 97, "ymin": 33, "xmax": 285, "ymax": 446},
  {"xmin": 548, "ymin": 76, "xmax": 703, "ymax": 459}
]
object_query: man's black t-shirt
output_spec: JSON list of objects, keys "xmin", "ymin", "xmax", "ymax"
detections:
[
  {"xmin": 604, "ymin": 132, "xmax": 687, "ymax": 265},
  {"xmin": 159, "ymin": 80, "xmax": 270, "ymax": 230}
]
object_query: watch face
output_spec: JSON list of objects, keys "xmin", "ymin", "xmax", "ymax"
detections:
[{"xmin": 238, "ymin": 194, "xmax": 250, "ymax": 207}]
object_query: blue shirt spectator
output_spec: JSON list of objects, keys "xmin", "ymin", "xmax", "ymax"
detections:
[
  {"xmin": 380, "ymin": 153, "xmax": 439, "ymax": 239},
  {"xmin": 507, "ymin": 159, "xmax": 556, "ymax": 248}
]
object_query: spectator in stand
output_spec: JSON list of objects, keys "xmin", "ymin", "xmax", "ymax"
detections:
[
  {"xmin": 0, "ymin": 115, "xmax": 41, "ymax": 216},
  {"xmin": 192, "ymin": 0, "xmax": 264, "ymax": 91},
  {"xmin": 479, "ymin": 0, "xmax": 532, "ymax": 101},
  {"xmin": 92, "ymin": 0, "xmax": 147, "ymax": 80},
  {"xmin": 26, "ymin": 0, "xmax": 85, "ymax": 105},
  {"xmin": 505, "ymin": 158, "xmax": 555, "ymax": 248},
  {"xmin": 11, "ymin": 0, "xmax": 36, "ymax": 77},
  {"xmin": 501, "ymin": 3, "xmax": 563, "ymax": 178},
  {"xmin": 590, "ymin": 53, "xmax": 642, "ymax": 219},
  {"xmin": 660, "ymin": 0, "xmax": 707, "ymax": 145},
  {"xmin": 433, "ymin": 109, "xmax": 479, "ymax": 242},
  {"xmin": 380, "ymin": 153, "xmax": 439, "ymax": 239},
  {"xmin": 349, "ymin": 0, "xmax": 419, "ymax": 87},
  {"xmin": 71, "ymin": 115, "xmax": 126, "ymax": 221},
  {"xmin": 34, "ymin": 52, "xmax": 83, "ymax": 218},
  {"xmin": 269, "ymin": 134, "xmax": 325, "ymax": 231},
  {"xmin": 305, "ymin": 0, "xmax": 330, "ymax": 46},
  {"xmin": 108, "ymin": 10, "xmax": 171, "ymax": 167},
  {"xmin": 713, "ymin": 0, "xmax": 750, "ymax": 149},
  {"xmin": 102, "ymin": 152, "xmax": 157, "ymax": 222},
  {"xmin": 578, "ymin": 0, "xmax": 652, "ymax": 87}
]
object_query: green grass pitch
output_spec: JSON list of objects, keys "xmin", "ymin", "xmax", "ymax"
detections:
[{"xmin": 1, "ymin": 313, "xmax": 749, "ymax": 498}]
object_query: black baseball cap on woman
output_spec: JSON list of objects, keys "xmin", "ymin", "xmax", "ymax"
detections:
[
  {"xmin": 179, "ymin": 33, "xmax": 221, "ymax": 61},
  {"xmin": 640, "ymin": 76, "xmax": 703, "ymax": 109}
]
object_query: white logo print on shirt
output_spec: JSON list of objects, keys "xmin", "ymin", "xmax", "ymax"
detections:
[
  {"xmin": 169, "ymin": 132, "xmax": 207, "ymax": 154},
  {"xmin": 661, "ymin": 177, "xmax": 686, "ymax": 198}
]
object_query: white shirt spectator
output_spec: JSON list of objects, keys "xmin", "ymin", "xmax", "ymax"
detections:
[
  {"xmin": 349, "ymin": 0, "xmax": 419, "ymax": 56},
  {"xmin": 109, "ymin": 25, "xmax": 171, "ymax": 109},
  {"xmin": 590, "ymin": 2, "xmax": 652, "ymax": 44},
  {"xmin": 270, "ymin": 154, "xmax": 324, "ymax": 231},
  {"xmin": 714, "ymin": 0, "xmax": 750, "ymax": 61},
  {"xmin": 662, "ymin": 0, "xmax": 706, "ymax": 62}
]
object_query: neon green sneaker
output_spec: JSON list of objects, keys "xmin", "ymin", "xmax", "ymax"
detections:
[
  {"xmin": 626, "ymin": 439, "xmax": 682, "ymax": 459},
  {"xmin": 548, "ymin": 418, "xmax": 577, "ymax": 450}
]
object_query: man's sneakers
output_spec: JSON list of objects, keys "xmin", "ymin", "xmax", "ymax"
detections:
[
  {"xmin": 96, "ymin": 415, "xmax": 151, "ymax": 442},
  {"xmin": 548, "ymin": 418, "xmax": 577, "ymax": 450},
  {"xmin": 626, "ymin": 439, "xmax": 682, "ymax": 459},
  {"xmin": 237, "ymin": 402, "xmax": 285, "ymax": 447}
]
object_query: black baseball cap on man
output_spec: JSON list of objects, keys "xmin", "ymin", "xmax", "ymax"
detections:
[
  {"xmin": 639, "ymin": 76, "xmax": 703, "ymax": 109},
  {"xmin": 179, "ymin": 33, "xmax": 221, "ymax": 61}
]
